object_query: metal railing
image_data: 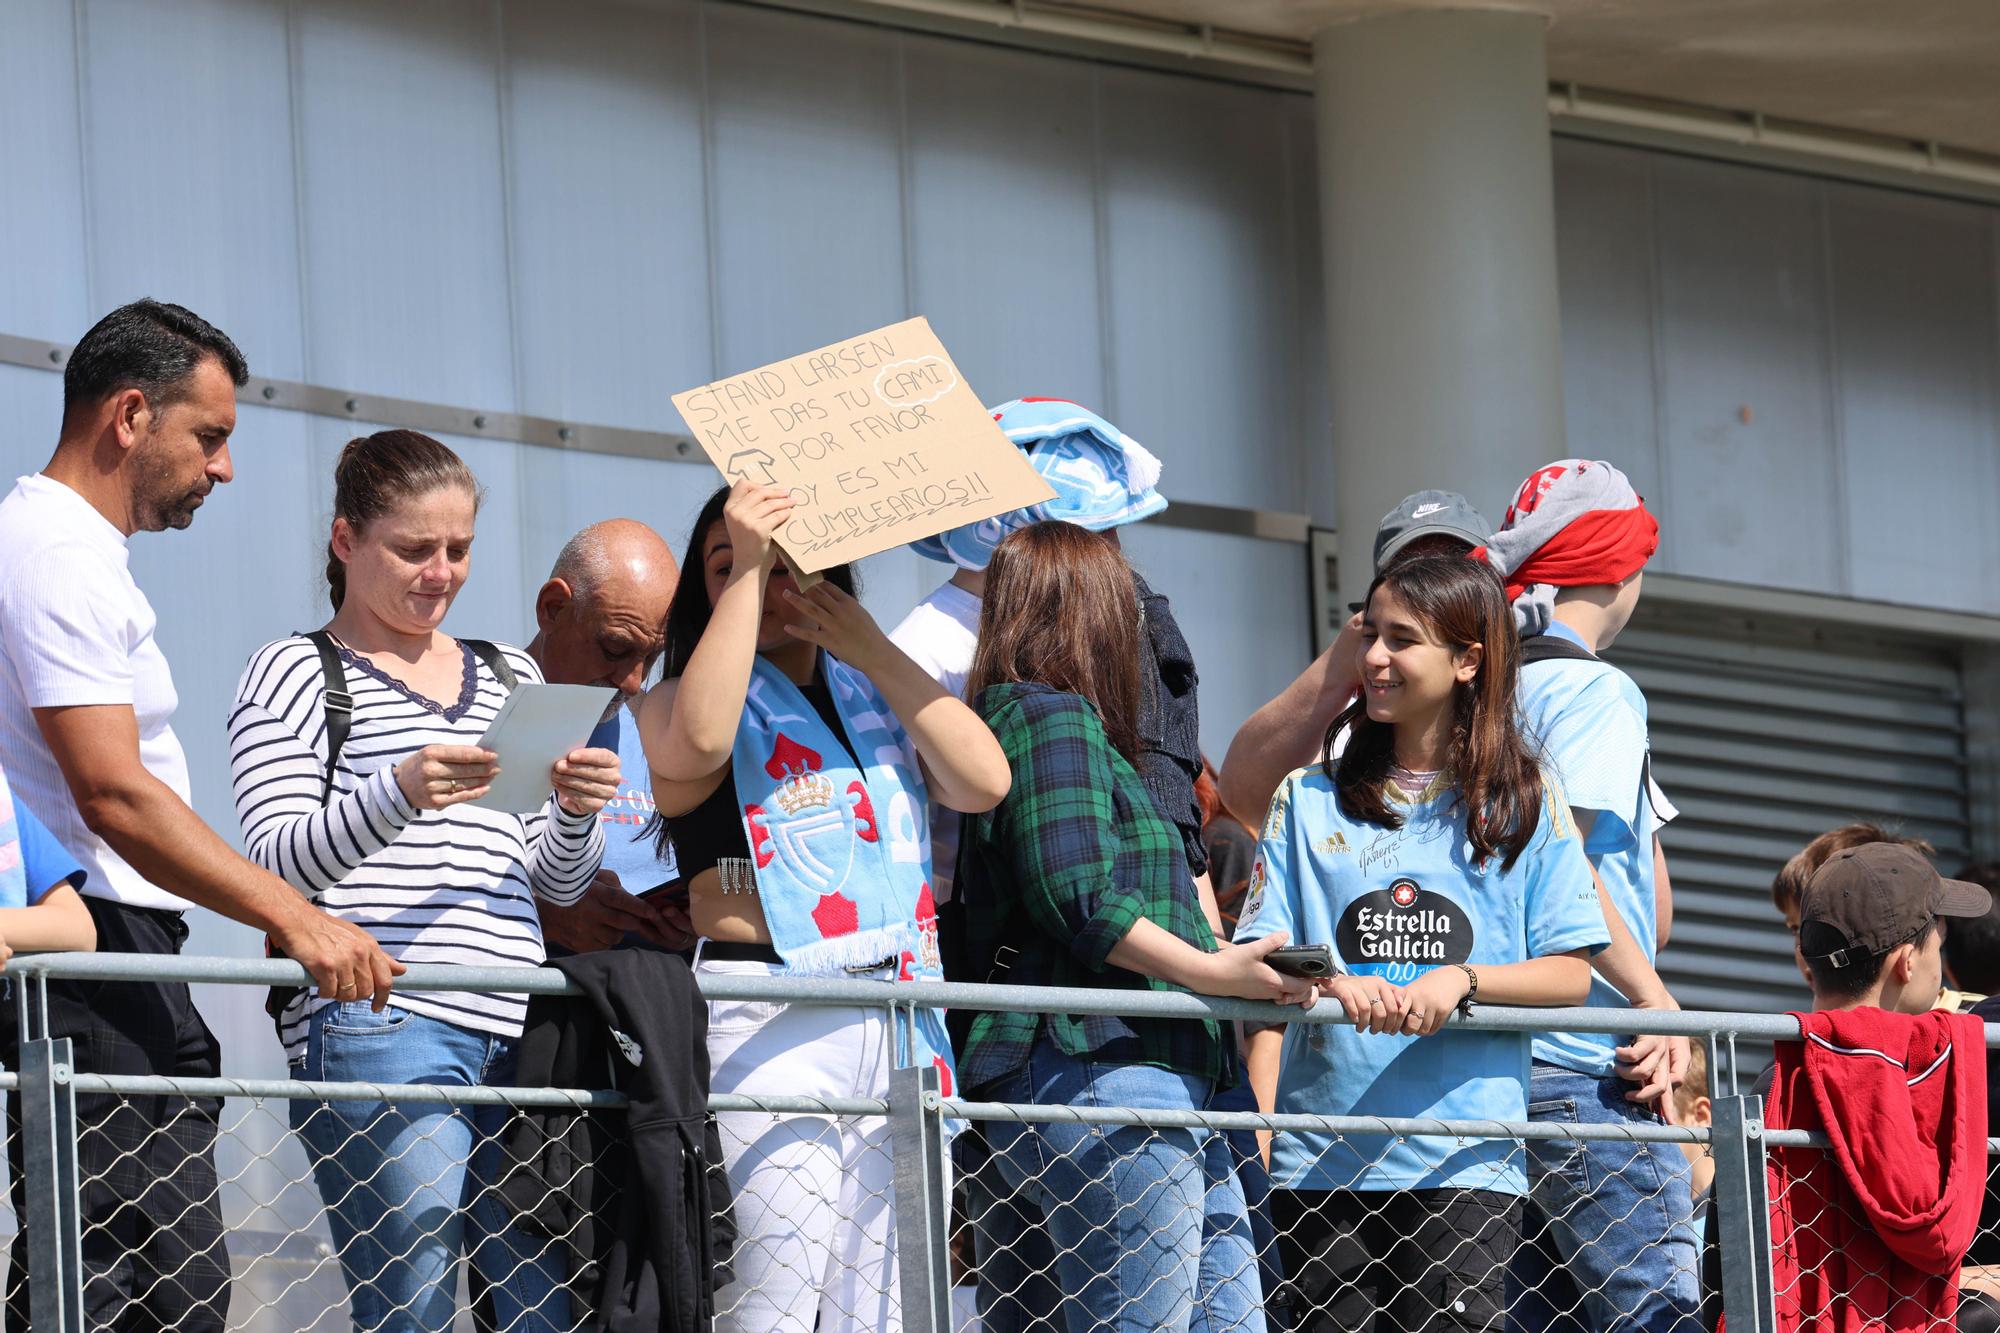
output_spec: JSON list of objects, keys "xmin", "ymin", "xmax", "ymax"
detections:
[{"xmin": 0, "ymin": 952, "xmax": 1991, "ymax": 1332}]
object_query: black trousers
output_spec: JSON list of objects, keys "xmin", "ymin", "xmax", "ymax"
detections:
[
  {"xmin": 5, "ymin": 897, "xmax": 231, "ymax": 1332},
  {"xmin": 1276, "ymin": 1186, "xmax": 1522, "ymax": 1333}
]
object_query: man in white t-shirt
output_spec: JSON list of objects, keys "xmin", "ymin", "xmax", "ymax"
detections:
[
  {"xmin": 0, "ymin": 300, "xmax": 399, "ymax": 1330},
  {"xmin": 887, "ymin": 573, "xmax": 982, "ymax": 897}
]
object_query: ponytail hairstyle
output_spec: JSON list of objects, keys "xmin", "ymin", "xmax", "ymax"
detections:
[
  {"xmin": 1324, "ymin": 553, "xmax": 1543, "ymax": 870},
  {"xmin": 966, "ymin": 521, "xmax": 1143, "ymax": 760},
  {"xmin": 325, "ymin": 430, "xmax": 482, "ymax": 611}
]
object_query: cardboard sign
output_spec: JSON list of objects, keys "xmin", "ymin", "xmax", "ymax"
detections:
[{"xmin": 671, "ymin": 318, "xmax": 1055, "ymax": 572}]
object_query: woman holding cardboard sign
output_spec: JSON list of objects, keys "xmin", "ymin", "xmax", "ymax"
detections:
[
  {"xmin": 639, "ymin": 480, "xmax": 1009, "ymax": 1333},
  {"xmin": 227, "ymin": 430, "xmax": 618, "ymax": 1332}
]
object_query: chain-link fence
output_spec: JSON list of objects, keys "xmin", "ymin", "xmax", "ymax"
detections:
[
  {"xmin": 945, "ymin": 1100, "xmax": 1712, "ymax": 1333},
  {"xmin": 0, "ymin": 953, "xmax": 1993, "ymax": 1333},
  {"xmin": 1760, "ymin": 1134, "xmax": 2000, "ymax": 1333}
]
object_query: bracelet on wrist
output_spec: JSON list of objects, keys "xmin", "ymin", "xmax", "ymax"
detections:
[{"xmin": 1454, "ymin": 963, "xmax": 1479, "ymax": 1018}]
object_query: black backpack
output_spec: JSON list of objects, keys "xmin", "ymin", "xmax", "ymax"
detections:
[
  {"xmin": 264, "ymin": 631, "xmax": 519, "ymax": 1021},
  {"xmin": 1519, "ymin": 634, "xmax": 1603, "ymax": 668},
  {"xmin": 1518, "ymin": 632, "xmax": 1668, "ymax": 818}
]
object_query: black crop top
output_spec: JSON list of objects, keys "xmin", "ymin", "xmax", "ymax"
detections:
[{"xmin": 666, "ymin": 671, "xmax": 853, "ymax": 881}]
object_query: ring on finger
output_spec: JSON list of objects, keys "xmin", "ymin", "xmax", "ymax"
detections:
[{"xmin": 450, "ymin": 778, "xmax": 462, "ymax": 794}]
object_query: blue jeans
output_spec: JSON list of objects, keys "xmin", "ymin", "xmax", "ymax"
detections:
[
  {"xmin": 1508, "ymin": 1062, "xmax": 1701, "ymax": 1333},
  {"xmin": 962, "ymin": 1129, "xmax": 1063, "ymax": 1333},
  {"xmin": 982, "ymin": 1039, "xmax": 1266, "ymax": 1333},
  {"xmin": 1210, "ymin": 1078, "xmax": 1289, "ymax": 1332},
  {"xmin": 293, "ymin": 1002, "xmax": 571, "ymax": 1333}
]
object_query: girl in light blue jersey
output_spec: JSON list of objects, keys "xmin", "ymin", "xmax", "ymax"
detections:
[{"xmin": 1236, "ymin": 554, "xmax": 1608, "ymax": 1332}]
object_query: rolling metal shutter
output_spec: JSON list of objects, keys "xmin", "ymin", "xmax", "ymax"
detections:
[{"xmin": 1609, "ymin": 602, "xmax": 1972, "ymax": 1017}]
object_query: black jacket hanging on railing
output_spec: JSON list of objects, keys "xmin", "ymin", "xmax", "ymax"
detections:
[{"xmin": 501, "ymin": 950, "xmax": 735, "ymax": 1333}]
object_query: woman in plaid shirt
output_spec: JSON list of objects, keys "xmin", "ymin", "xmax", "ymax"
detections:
[{"xmin": 955, "ymin": 520, "xmax": 1316, "ymax": 1333}]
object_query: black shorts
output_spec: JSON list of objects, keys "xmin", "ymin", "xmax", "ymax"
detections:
[{"xmin": 1275, "ymin": 1186, "xmax": 1522, "ymax": 1333}]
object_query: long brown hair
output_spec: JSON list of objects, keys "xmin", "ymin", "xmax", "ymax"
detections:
[
  {"xmin": 1325, "ymin": 553, "xmax": 1543, "ymax": 870},
  {"xmin": 966, "ymin": 521, "xmax": 1142, "ymax": 758}
]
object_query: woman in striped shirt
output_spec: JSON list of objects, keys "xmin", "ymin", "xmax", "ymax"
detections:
[{"xmin": 227, "ymin": 431, "xmax": 616, "ymax": 1333}]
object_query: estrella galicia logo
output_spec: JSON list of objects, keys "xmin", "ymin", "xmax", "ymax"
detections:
[{"xmin": 1335, "ymin": 877, "xmax": 1475, "ymax": 983}]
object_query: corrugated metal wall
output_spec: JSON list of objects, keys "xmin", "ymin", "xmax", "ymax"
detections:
[
  {"xmin": 1617, "ymin": 603, "xmax": 1972, "ymax": 1015},
  {"xmin": 1555, "ymin": 138, "xmax": 2000, "ymax": 613}
]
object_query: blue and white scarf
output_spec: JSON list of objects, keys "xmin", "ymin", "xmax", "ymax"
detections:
[
  {"xmin": 734, "ymin": 654, "xmax": 957, "ymax": 1090},
  {"xmin": 0, "ymin": 766, "xmax": 26, "ymax": 909},
  {"xmin": 911, "ymin": 397, "xmax": 1168, "ymax": 570}
]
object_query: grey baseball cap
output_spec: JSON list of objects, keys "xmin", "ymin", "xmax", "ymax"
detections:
[{"xmin": 1373, "ymin": 490, "xmax": 1494, "ymax": 572}]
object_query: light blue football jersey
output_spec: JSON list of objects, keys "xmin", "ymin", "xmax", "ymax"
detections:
[
  {"xmin": 1237, "ymin": 768, "xmax": 1607, "ymax": 1193},
  {"xmin": 1518, "ymin": 621, "xmax": 1667, "ymax": 1078}
]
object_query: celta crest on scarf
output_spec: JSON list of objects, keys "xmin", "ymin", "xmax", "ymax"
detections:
[
  {"xmin": 1478, "ymin": 459, "xmax": 1659, "ymax": 637},
  {"xmin": 732, "ymin": 654, "xmax": 957, "ymax": 1092},
  {"xmin": 0, "ymin": 765, "xmax": 25, "ymax": 908},
  {"xmin": 910, "ymin": 397, "xmax": 1168, "ymax": 570}
]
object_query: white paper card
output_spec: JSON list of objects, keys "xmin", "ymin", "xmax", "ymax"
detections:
[{"xmin": 469, "ymin": 683, "xmax": 619, "ymax": 814}]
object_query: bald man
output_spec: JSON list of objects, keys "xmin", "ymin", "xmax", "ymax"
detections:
[{"xmin": 527, "ymin": 519, "xmax": 690, "ymax": 954}]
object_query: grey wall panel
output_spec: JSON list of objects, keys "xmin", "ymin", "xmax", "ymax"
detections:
[
  {"xmin": 293, "ymin": 0, "xmax": 516, "ymax": 407},
  {"xmin": 1617, "ymin": 603, "xmax": 1971, "ymax": 1015},
  {"xmin": 1552, "ymin": 139, "xmax": 1663, "ymax": 529},
  {"xmin": 1824, "ymin": 187, "xmax": 2000, "ymax": 613},
  {"xmin": 1099, "ymin": 68, "xmax": 1305, "ymax": 515},
  {"xmin": 428, "ymin": 433, "xmax": 531, "ymax": 648},
  {"xmin": 0, "ymin": 366, "xmax": 61, "ymax": 467},
  {"xmin": 0, "ymin": 0, "xmax": 90, "ymax": 335},
  {"xmin": 1119, "ymin": 522, "xmax": 1310, "ymax": 765},
  {"xmin": 1286, "ymin": 93, "xmax": 1335, "ymax": 526},
  {"xmin": 704, "ymin": 6, "xmax": 907, "ymax": 375},
  {"xmin": 80, "ymin": 0, "xmax": 308, "ymax": 380},
  {"xmin": 515, "ymin": 449, "xmax": 721, "ymax": 592},
  {"xmin": 502, "ymin": 0, "xmax": 714, "ymax": 428},
  {"xmin": 902, "ymin": 37, "xmax": 1104, "ymax": 407},
  {"xmin": 1651, "ymin": 158, "xmax": 1842, "ymax": 593}
]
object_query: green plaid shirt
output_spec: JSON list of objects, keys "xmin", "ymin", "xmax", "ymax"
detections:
[{"xmin": 955, "ymin": 683, "xmax": 1221, "ymax": 1095}]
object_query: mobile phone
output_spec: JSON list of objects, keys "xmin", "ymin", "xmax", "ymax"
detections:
[
  {"xmin": 636, "ymin": 879, "xmax": 689, "ymax": 908},
  {"xmin": 1266, "ymin": 945, "xmax": 1336, "ymax": 979}
]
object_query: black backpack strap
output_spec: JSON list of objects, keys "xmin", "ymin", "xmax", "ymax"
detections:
[
  {"xmin": 1520, "ymin": 634, "xmax": 1602, "ymax": 667},
  {"xmin": 463, "ymin": 639, "xmax": 519, "ymax": 693},
  {"xmin": 303, "ymin": 631, "xmax": 353, "ymax": 804},
  {"xmin": 272, "ymin": 631, "xmax": 353, "ymax": 1024}
]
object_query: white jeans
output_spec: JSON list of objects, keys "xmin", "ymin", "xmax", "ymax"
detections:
[{"xmin": 700, "ymin": 954, "xmax": 902, "ymax": 1333}]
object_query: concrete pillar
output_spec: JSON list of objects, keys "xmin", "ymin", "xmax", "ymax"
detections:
[{"xmin": 1314, "ymin": 9, "xmax": 1566, "ymax": 605}]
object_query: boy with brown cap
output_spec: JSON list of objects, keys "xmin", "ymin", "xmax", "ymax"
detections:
[{"xmin": 1702, "ymin": 844, "xmax": 1992, "ymax": 1331}]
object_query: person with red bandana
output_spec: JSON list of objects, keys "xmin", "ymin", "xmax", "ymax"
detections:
[{"xmin": 1483, "ymin": 459, "xmax": 1701, "ymax": 1333}]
